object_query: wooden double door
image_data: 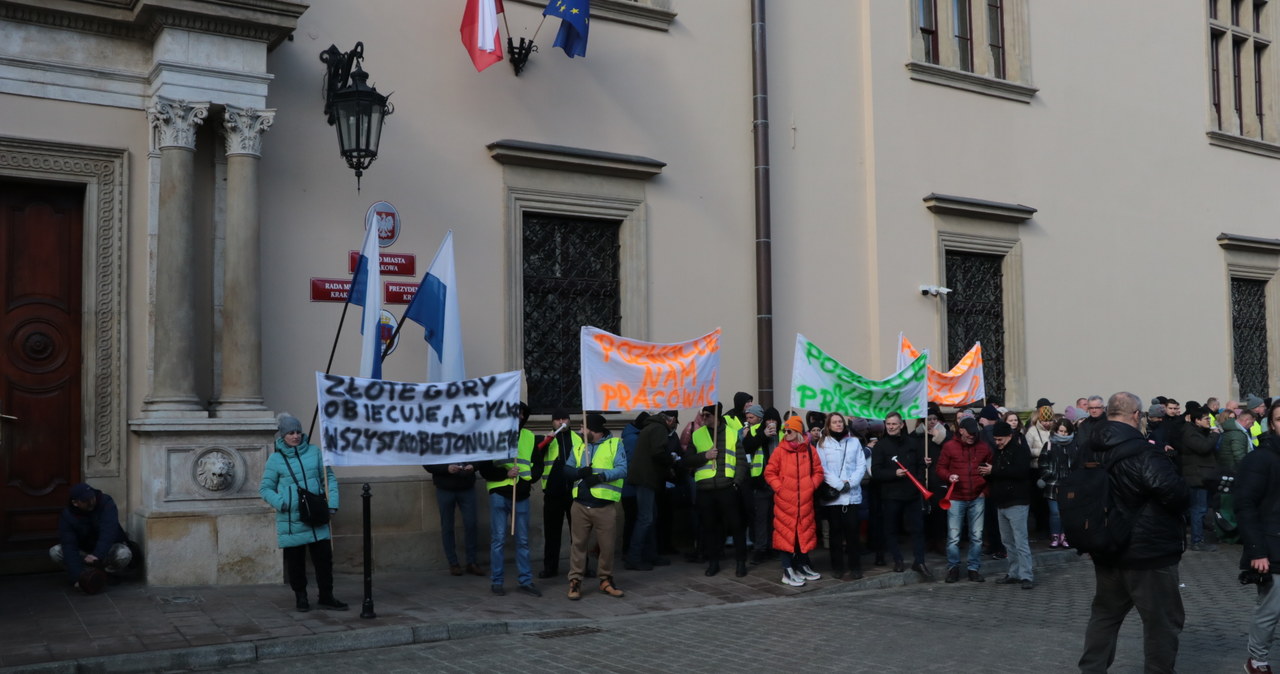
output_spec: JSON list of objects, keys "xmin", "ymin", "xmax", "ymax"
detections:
[{"xmin": 0, "ymin": 181, "xmax": 84, "ymax": 573}]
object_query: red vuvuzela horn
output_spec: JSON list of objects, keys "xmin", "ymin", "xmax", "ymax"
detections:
[
  {"xmin": 536, "ymin": 423, "xmax": 569, "ymax": 450},
  {"xmin": 939, "ymin": 481, "xmax": 957, "ymax": 510},
  {"xmin": 892, "ymin": 456, "xmax": 934, "ymax": 500}
]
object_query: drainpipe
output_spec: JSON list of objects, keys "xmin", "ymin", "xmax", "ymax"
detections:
[{"xmin": 751, "ymin": 0, "xmax": 775, "ymax": 408}]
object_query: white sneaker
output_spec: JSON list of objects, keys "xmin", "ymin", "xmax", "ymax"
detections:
[
  {"xmin": 799, "ymin": 565, "xmax": 822, "ymax": 581},
  {"xmin": 781, "ymin": 568, "xmax": 805, "ymax": 587}
]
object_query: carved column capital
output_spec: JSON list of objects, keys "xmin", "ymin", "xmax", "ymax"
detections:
[
  {"xmin": 147, "ymin": 98, "xmax": 210, "ymax": 150},
  {"xmin": 222, "ymin": 106, "xmax": 276, "ymax": 158}
]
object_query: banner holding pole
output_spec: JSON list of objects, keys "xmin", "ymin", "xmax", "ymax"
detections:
[
  {"xmin": 896, "ymin": 333, "xmax": 985, "ymax": 406},
  {"xmin": 579, "ymin": 327, "xmax": 720, "ymax": 411},
  {"xmin": 790, "ymin": 334, "xmax": 927, "ymax": 419},
  {"xmin": 315, "ymin": 370, "xmax": 521, "ymax": 466}
]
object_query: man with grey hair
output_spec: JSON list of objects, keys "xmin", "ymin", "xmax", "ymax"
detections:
[
  {"xmin": 1079, "ymin": 392, "xmax": 1190, "ymax": 674},
  {"xmin": 1076, "ymin": 395, "xmax": 1107, "ymax": 453}
]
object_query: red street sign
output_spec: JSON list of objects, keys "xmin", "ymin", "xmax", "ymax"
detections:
[
  {"xmin": 384, "ymin": 281, "xmax": 418, "ymax": 305},
  {"xmin": 310, "ymin": 278, "xmax": 352, "ymax": 302},
  {"xmin": 348, "ymin": 251, "xmax": 416, "ymax": 276}
]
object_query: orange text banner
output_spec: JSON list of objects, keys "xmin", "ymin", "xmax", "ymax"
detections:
[
  {"xmin": 896, "ymin": 333, "xmax": 986, "ymax": 407},
  {"xmin": 579, "ymin": 326, "xmax": 721, "ymax": 411}
]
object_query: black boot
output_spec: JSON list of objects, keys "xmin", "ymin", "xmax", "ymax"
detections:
[
  {"xmin": 705, "ymin": 560, "xmax": 720, "ymax": 577},
  {"xmin": 735, "ymin": 561, "xmax": 748, "ymax": 578},
  {"xmin": 317, "ymin": 594, "xmax": 349, "ymax": 610},
  {"xmin": 295, "ymin": 591, "xmax": 310, "ymax": 613}
]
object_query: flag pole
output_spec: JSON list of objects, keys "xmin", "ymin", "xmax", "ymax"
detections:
[{"xmin": 308, "ymin": 299, "xmax": 354, "ymax": 440}]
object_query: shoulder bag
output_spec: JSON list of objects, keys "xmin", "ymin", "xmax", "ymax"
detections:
[{"xmin": 281, "ymin": 449, "xmax": 330, "ymax": 527}]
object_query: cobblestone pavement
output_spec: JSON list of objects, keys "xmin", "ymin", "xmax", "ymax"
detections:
[{"xmin": 222, "ymin": 549, "xmax": 1257, "ymax": 674}]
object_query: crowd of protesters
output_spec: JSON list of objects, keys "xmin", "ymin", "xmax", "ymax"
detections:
[{"xmin": 420, "ymin": 390, "xmax": 1267, "ymax": 600}]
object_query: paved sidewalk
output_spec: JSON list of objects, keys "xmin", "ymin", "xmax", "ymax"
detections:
[{"xmin": 0, "ymin": 542, "xmax": 1085, "ymax": 673}]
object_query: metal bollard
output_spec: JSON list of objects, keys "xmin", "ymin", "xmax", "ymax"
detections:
[{"xmin": 360, "ymin": 482, "xmax": 376, "ymax": 618}]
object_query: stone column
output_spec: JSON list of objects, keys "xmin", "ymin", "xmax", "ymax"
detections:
[
  {"xmin": 144, "ymin": 98, "xmax": 209, "ymax": 414},
  {"xmin": 214, "ymin": 105, "xmax": 275, "ymax": 416}
]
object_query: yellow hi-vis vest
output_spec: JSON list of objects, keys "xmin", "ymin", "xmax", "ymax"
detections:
[
  {"xmin": 1252, "ymin": 421, "xmax": 1263, "ymax": 447},
  {"xmin": 571, "ymin": 437, "xmax": 623, "ymax": 502},
  {"xmin": 691, "ymin": 421, "xmax": 739, "ymax": 482},
  {"xmin": 487, "ymin": 428, "xmax": 534, "ymax": 490},
  {"xmin": 541, "ymin": 430, "xmax": 584, "ymax": 489}
]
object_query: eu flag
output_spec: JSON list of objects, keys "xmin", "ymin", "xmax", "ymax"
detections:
[{"xmin": 543, "ymin": 0, "xmax": 589, "ymax": 58}]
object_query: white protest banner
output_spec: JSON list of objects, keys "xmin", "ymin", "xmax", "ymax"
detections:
[
  {"xmin": 580, "ymin": 326, "xmax": 721, "ymax": 411},
  {"xmin": 315, "ymin": 370, "xmax": 522, "ymax": 466},
  {"xmin": 790, "ymin": 334, "xmax": 928, "ymax": 420}
]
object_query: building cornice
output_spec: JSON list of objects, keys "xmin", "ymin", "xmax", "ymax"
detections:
[
  {"xmin": 1218, "ymin": 232, "xmax": 1280, "ymax": 254},
  {"xmin": 488, "ymin": 139, "xmax": 666, "ymax": 180},
  {"xmin": 923, "ymin": 193, "xmax": 1037, "ymax": 223},
  {"xmin": 0, "ymin": 0, "xmax": 307, "ymax": 48},
  {"xmin": 510, "ymin": 0, "xmax": 675, "ymax": 31}
]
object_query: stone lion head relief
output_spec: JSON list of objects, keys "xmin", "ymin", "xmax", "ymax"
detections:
[{"xmin": 195, "ymin": 450, "xmax": 235, "ymax": 491}]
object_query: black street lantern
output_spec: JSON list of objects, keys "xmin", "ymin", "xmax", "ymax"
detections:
[{"xmin": 321, "ymin": 43, "xmax": 393, "ymax": 190}]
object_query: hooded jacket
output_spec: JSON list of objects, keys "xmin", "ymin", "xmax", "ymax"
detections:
[
  {"xmin": 1176, "ymin": 421, "xmax": 1217, "ymax": 488},
  {"xmin": 260, "ymin": 435, "xmax": 340, "ymax": 549},
  {"xmin": 935, "ymin": 435, "xmax": 993, "ymax": 502},
  {"xmin": 1218, "ymin": 417, "xmax": 1250, "ymax": 476},
  {"xmin": 56, "ymin": 487, "xmax": 128, "ymax": 581},
  {"xmin": 626, "ymin": 415, "xmax": 675, "ymax": 489},
  {"xmin": 765, "ymin": 438, "xmax": 824, "ymax": 554},
  {"xmin": 1088, "ymin": 420, "xmax": 1189, "ymax": 570},
  {"xmin": 816, "ymin": 433, "xmax": 866, "ymax": 506}
]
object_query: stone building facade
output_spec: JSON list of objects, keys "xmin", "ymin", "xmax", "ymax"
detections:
[{"xmin": 2, "ymin": 0, "xmax": 1279, "ymax": 582}]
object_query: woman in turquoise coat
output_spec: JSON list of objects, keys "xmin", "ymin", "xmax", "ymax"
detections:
[{"xmin": 259, "ymin": 413, "xmax": 346, "ymax": 612}]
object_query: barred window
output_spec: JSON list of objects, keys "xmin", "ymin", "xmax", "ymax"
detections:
[
  {"xmin": 1231, "ymin": 277, "xmax": 1269, "ymax": 398},
  {"xmin": 522, "ymin": 213, "xmax": 621, "ymax": 414},
  {"xmin": 945, "ymin": 251, "xmax": 1005, "ymax": 404}
]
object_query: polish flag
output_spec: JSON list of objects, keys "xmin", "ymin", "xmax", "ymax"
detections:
[{"xmin": 461, "ymin": 0, "xmax": 504, "ymax": 72}]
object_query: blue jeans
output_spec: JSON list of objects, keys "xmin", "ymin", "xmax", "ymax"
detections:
[
  {"xmin": 946, "ymin": 498, "xmax": 984, "ymax": 571},
  {"xmin": 1048, "ymin": 498, "xmax": 1062, "ymax": 537},
  {"xmin": 489, "ymin": 492, "xmax": 531, "ymax": 586},
  {"xmin": 997, "ymin": 505, "xmax": 1033, "ymax": 581},
  {"xmin": 627, "ymin": 486, "xmax": 658, "ymax": 564},
  {"xmin": 436, "ymin": 487, "xmax": 478, "ymax": 566},
  {"xmin": 1188, "ymin": 487, "xmax": 1208, "ymax": 544}
]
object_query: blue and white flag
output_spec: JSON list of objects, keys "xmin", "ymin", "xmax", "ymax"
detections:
[
  {"xmin": 349, "ymin": 217, "xmax": 383, "ymax": 379},
  {"xmin": 404, "ymin": 230, "xmax": 465, "ymax": 382}
]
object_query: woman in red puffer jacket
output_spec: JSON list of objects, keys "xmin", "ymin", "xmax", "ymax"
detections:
[{"xmin": 765, "ymin": 414, "xmax": 825, "ymax": 587}]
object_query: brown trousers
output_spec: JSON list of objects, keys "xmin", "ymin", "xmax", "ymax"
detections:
[{"xmin": 568, "ymin": 500, "xmax": 619, "ymax": 582}]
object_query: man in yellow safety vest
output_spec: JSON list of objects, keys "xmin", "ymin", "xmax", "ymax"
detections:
[{"xmin": 564, "ymin": 413, "xmax": 629, "ymax": 600}]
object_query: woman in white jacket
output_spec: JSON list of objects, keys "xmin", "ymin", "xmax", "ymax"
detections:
[{"xmin": 816, "ymin": 412, "xmax": 867, "ymax": 579}]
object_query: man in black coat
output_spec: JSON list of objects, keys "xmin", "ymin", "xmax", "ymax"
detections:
[
  {"xmin": 624, "ymin": 411, "xmax": 676, "ymax": 570},
  {"xmin": 1234, "ymin": 402, "xmax": 1280, "ymax": 674},
  {"xmin": 986, "ymin": 421, "xmax": 1034, "ymax": 588},
  {"xmin": 1078, "ymin": 392, "xmax": 1190, "ymax": 674},
  {"xmin": 50, "ymin": 482, "xmax": 132, "ymax": 593}
]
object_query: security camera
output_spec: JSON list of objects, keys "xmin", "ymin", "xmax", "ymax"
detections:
[
  {"xmin": 919, "ymin": 285, "xmax": 954, "ymax": 297},
  {"xmin": 936, "ymin": 286, "xmax": 952, "ymax": 295},
  {"xmin": 919, "ymin": 285, "xmax": 933, "ymax": 297}
]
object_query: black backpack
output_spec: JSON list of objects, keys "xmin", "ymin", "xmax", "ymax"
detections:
[{"xmin": 1057, "ymin": 439, "xmax": 1146, "ymax": 555}]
